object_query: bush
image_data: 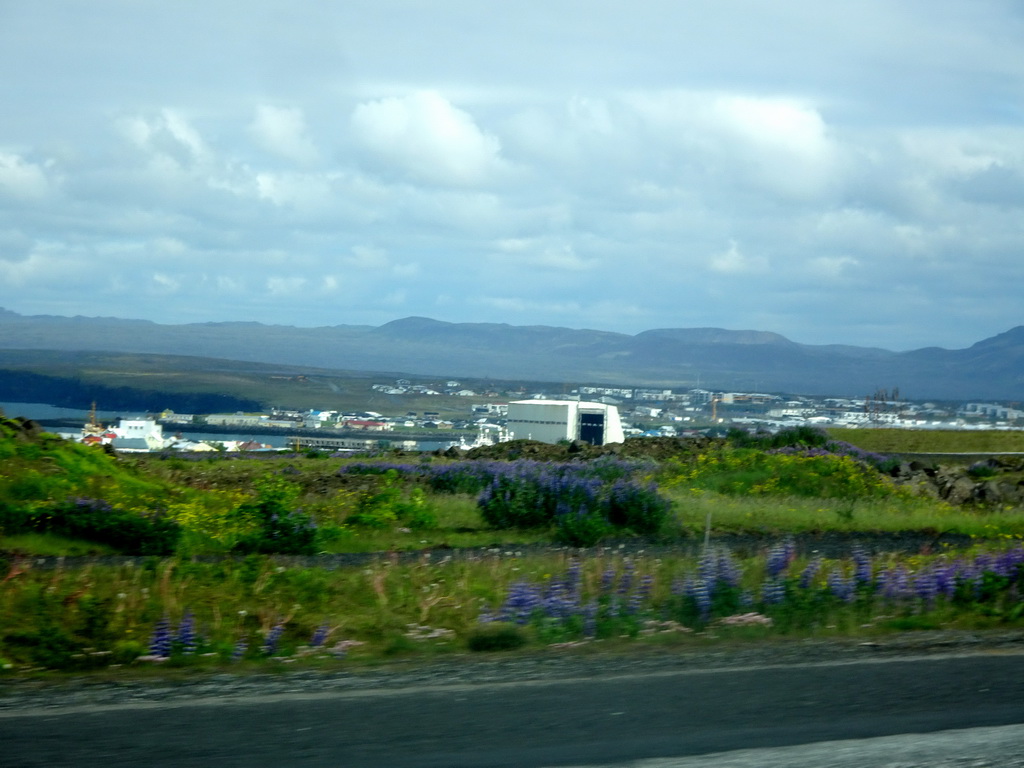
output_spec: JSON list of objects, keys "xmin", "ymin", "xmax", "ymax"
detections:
[
  {"xmin": 231, "ymin": 477, "xmax": 318, "ymax": 555},
  {"xmin": 21, "ymin": 498, "xmax": 181, "ymax": 555},
  {"xmin": 466, "ymin": 623, "xmax": 528, "ymax": 652},
  {"xmin": 345, "ymin": 471, "xmax": 438, "ymax": 530},
  {"xmin": 606, "ymin": 480, "xmax": 671, "ymax": 535},
  {"xmin": 554, "ymin": 508, "xmax": 611, "ymax": 547},
  {"xmin": 478, "ymin": 460, "xmax": 672, "ymax": 538}
]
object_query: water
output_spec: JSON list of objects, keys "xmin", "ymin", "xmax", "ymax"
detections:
[
  {"xmin": 0, "ymin": 401, "xmax": 125, "ymax": 421},
  {"xmin": 2, "ymin": 401, "xmax": 449, "ymax": 451}
]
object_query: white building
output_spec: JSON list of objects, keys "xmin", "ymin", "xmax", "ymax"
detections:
[
  {"xmin": 506, "ymin": 400, "xmax": 625, "ymax": 445},
  {"xmin": 110, "ymin": 418, "xmax": 168, "ymax": 451}
]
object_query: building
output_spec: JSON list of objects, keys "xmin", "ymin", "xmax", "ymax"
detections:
[{"xmin": 506, "ymin": 399, "xmax": 625, "ymax": 445}]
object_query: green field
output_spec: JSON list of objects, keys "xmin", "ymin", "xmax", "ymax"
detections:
[
  {"xmin": 3, "ymin": 421, "xmax": 1024, "ymax": 675},
  {"xmin": 0, "ymin": 349, "xmax": 522, "ymax": 415},
  {"xmin": 829, "ymin": 428, "xmax": 1024, "ymax": 454}
]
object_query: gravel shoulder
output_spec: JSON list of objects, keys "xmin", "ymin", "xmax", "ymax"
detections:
[{"xmin": 4, "ymin": 628, "xmax": 1024, "ymax": 715}]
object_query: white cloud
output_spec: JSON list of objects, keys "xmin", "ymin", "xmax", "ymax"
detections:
[
  {"xmin": 151, "ymin": 273, "xmax": 180, "ymax": 293},
  {"xmin": 266, "ymin": 276, "xmax": 306, "ymax": 295},
  {"xmin": 391, "ymin": 262, "xmax": 420, "ymax": 278},
  {"xmin": 493, "ymin": 238, "xmax": 596, "ymax": 271},
  {"xmin": 120, "ymin": 109, "xmax": 209, "ymax": 169},
  {"xmin": 2, "ymin": 2, "xmax": 1024, "ymax": 350},
  {"xmin": 0, "ymin": 229, "xmax": 33, "ymax": 262},
  {"xmin": 0, "ymin": 152, "xmax": 50, "ymax": 200},
  {"xmin": 475, "ymin": 296, "xmax": 583, "ymax": 316},
  {"xmin": 709, "ymin": 241, "xmax": 768, "ymax": 274},
  {"xmin": 351, "ymin": 90, "xmax": 506, "ymax": 186},
  {"xmin": 808, "ymin": 255, "xmax": 859, "ymax": 280},
  {"xmin": 345, "ymin": 245, "xmax": 390, "ymax": 270},
  {"xmin": 250, "ymin": 105, "xmax": 318, "ymax": 164}
]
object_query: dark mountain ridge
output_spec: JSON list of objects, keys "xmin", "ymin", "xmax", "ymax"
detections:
[{"xmin": 0, "ymin": 309, "xmax": 1020, "ymax": 400}]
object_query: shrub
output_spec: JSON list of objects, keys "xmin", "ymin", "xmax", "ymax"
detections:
[
  {"xmin": 28, "ymin": 498, "xmax": 181, "ymax": 555},
  {"xmin": 554, "ymin": 508, "xmax": 612, "ymax": 547},
  {"xmin": 345, "ymin": 471, "xmax": 438, "ymax": 530},
  {"xmin": 231, "ymin": 477, "xmax": 318, "ymax": 555},
  {"xmin": 477, "ymin": 460, "xmax": 671, "ymax": 537},
  {"xmin": 606, "ymin": 479, "xmax": 671, "ymax": 535},
  {"xmin": 466, "ymin": 623, "xmax": 528, "ymax": 652}
]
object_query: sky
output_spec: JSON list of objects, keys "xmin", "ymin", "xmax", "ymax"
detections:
[{"xmin": 1, "ymin": 1, "xmax": 1022, "ymax": 351}]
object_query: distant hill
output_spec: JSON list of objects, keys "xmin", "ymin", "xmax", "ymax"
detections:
[{"xmin": 0, "ymin": 309, "xmax": 1021, "ymax": 400}]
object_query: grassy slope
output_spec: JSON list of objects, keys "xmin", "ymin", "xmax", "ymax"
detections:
[
  {"xmin": 829, "ymin": 428, "xmax": 1024, "ymax": 454},
  {"xmin": 0, "ymin": 350, "xmax": 518, "ymax": 414},
  {"xmin": 4, "ymin": 431, "xmax": 1024, "ymax": 674}
]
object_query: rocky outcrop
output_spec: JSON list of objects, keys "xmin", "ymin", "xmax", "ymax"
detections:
[{"xmin": 891, "ymin": 458, "xmax": 1024, "ymax": 507}]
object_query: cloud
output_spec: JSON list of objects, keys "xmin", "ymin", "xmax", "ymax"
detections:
[
  {"xmin": 344, "ymin": 245, "xmax": 390, "ymax": 270},
  {"xmin": 807, "ymin": 255, "xmax": 859, "ymax": 281},
  {"xmin": 120, "ymin": 109, "xmax": 210, "ymax": 170},
  {"xmin": 1, "ymin": 3, "xmax": 1023, "ymax": 350},
  {"xmin": 493, "ymin": 238, "xmax": 596, "ymax": 271},
  {"xmin": 0, "ymin": 229, "xmax": 33, "ymax": 262},
  {"xmin": 250, "ymin": 105, "xmax": 318, "ymax": 164},
  {"xmin": 0, "ymin": 152, "xmax": 51, "ymax": 200},
  {"xmin": 151, "ymin": 272, "xmax": 180, "ymax": 293},
  {"xmin": 351, "ymin": 91, "xmax": 506, "ymax": 186},
  {"xmin": 709, "ymin": 241, "xmax": 768, "ymax": 274},
  {"xmin": 266, "ymin": 276, "xmax": 306, "ymax": 295}
]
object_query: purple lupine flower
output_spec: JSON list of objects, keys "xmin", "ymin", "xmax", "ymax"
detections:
[
  {"xmin": 618, "ymin": 560, "xmax": 635, "ymax": 597},
  {"xmin": 697, "ymin": 548, "xmax": 716, "ymax": 585},
  {"xmin": 689, "ymin": 579, "xmax": 712, "ymax": 619},
  {"xmin": 310, "ymin": 622, "xmax": 331, "ymax": 647},
  {"xmin": 626, "ymin": 576, "xmax": 648, "ymax": 615},
  {"xmin": 637, "ymin": 574, "xmax": 654, "ymax": 603},
  {"xmin": 582, "ymin": 600, "xmax": 599, "ymax": 638},
  {"xmin": 716, "ymin": 550, "xmax": 742, "ymax": 590},
  {"xmin": 878, "ymin": 565, "xmax": 912, "ymax": 603},
  {"xmin": 262, "ymin": 623, "xmax": 285, "ymax": 656},
  {"xmin": 563, "ymin": 559, "xmax": 583, "ymax": 599},
  {"xmin": 827, "ymin": 569, "xmax": 855, "ymax": 603},
  {"xmin": 600, "ymin": 567, "xmax": 617, "ymax": 594},
  {"xmin": 932, "ymin": 562, "xmax": 957, "ymax": 600},
  {"xmin": 500, "ymin": 581, "xmax": 542, "ymax": 624},
  {"xmin": 761, "ymin": 579, "xmax": 786, "ymax": 605},
  {"xmin": 766, "ymin": 539, "xmax": 795, "ymax": 579},
  {"xmin": 852, "ymin": 547, "xmax": 873, "ymax": 585},
  {"xmin": 914, "ymin": 569, "xmax": 938, "ymax": 607},
  {"xmin": 232, "ymin": 638, "xmax": 248, "ymax": 662},
  {"xmin": 149, "ymin": 615, "xmax": 173, "ymax": 658},
  {"xmin": 176, "ymin": 610, "xmax": 197, "ymax": 655},
  {"xmin": 799, "ymin": 558, "xmax": 822, "ymax": 590}
]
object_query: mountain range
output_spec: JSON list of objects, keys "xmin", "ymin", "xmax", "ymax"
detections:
[{"xmin": 1, "ymin": 308, "xmax": 1022, "ymax": 401}]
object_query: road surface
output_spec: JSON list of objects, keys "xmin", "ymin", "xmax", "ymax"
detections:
[{"xmin": 3, "ymin": 652, "xmax": 1024, "ymax": 767}]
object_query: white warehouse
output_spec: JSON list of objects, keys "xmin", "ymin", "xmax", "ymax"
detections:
[{"xmin": 506, "ymin": 400, "xmax": 625, "ymax": 446}]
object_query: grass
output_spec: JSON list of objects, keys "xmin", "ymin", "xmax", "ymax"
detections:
[
  {"xmin": 829, "ymin": 428, "xmax": 1024, "ymax": 454},
  {"xmin": 664, "ymin": 488, "xmax": 1024, "ymax": 538},
  {"xmin": 4, "ymin": 543, "xmax": 1024, "ymax": 674},
  {"xmin": 0, "ymin": 532, "xmax": 119, "ymax": 557},
  {"xmin": 6, "ymin": 427, "xmax": 1024, "ymax": 675}
]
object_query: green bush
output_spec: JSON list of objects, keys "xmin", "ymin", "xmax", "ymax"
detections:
[
  {"xmin": 7, "ymin": 498, "xmax": 182, "ymax": 555},
  {"xmin": 231, "ymin": 477, "xmax": 318, "ymax": 555},
  {"xmin": 347, "ymin": 471, "xmax": 437, "ymax": 530},
  {"xmin": 466, "ymin": 623, "xmax": 528, "ymax": 652},
  {"xmin": 554, "ymin": 509, "xmax": 612, "ymax": 547},
  {"xmin": 605, "ymin": 480, "xmax": 671, "ymax": 535}
]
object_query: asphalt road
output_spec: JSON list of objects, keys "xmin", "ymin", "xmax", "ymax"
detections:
[{"xmin": 4, "ymin": 653, "xmax": 1024, "ymax": 767}]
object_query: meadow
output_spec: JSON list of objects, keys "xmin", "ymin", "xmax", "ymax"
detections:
[{"xmin": 2, "ymin": 417, "xmax": 1024, "ymax": 674}]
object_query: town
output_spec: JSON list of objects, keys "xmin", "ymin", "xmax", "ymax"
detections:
[{"xmin": 55, "ymin": 377, "xmax": 1024, "ymax": 453}]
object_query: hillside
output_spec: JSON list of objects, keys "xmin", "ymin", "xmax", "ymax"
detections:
[{"xmin": 0, "ymin": 309, "xmax": 1022, "ymax": 400}]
